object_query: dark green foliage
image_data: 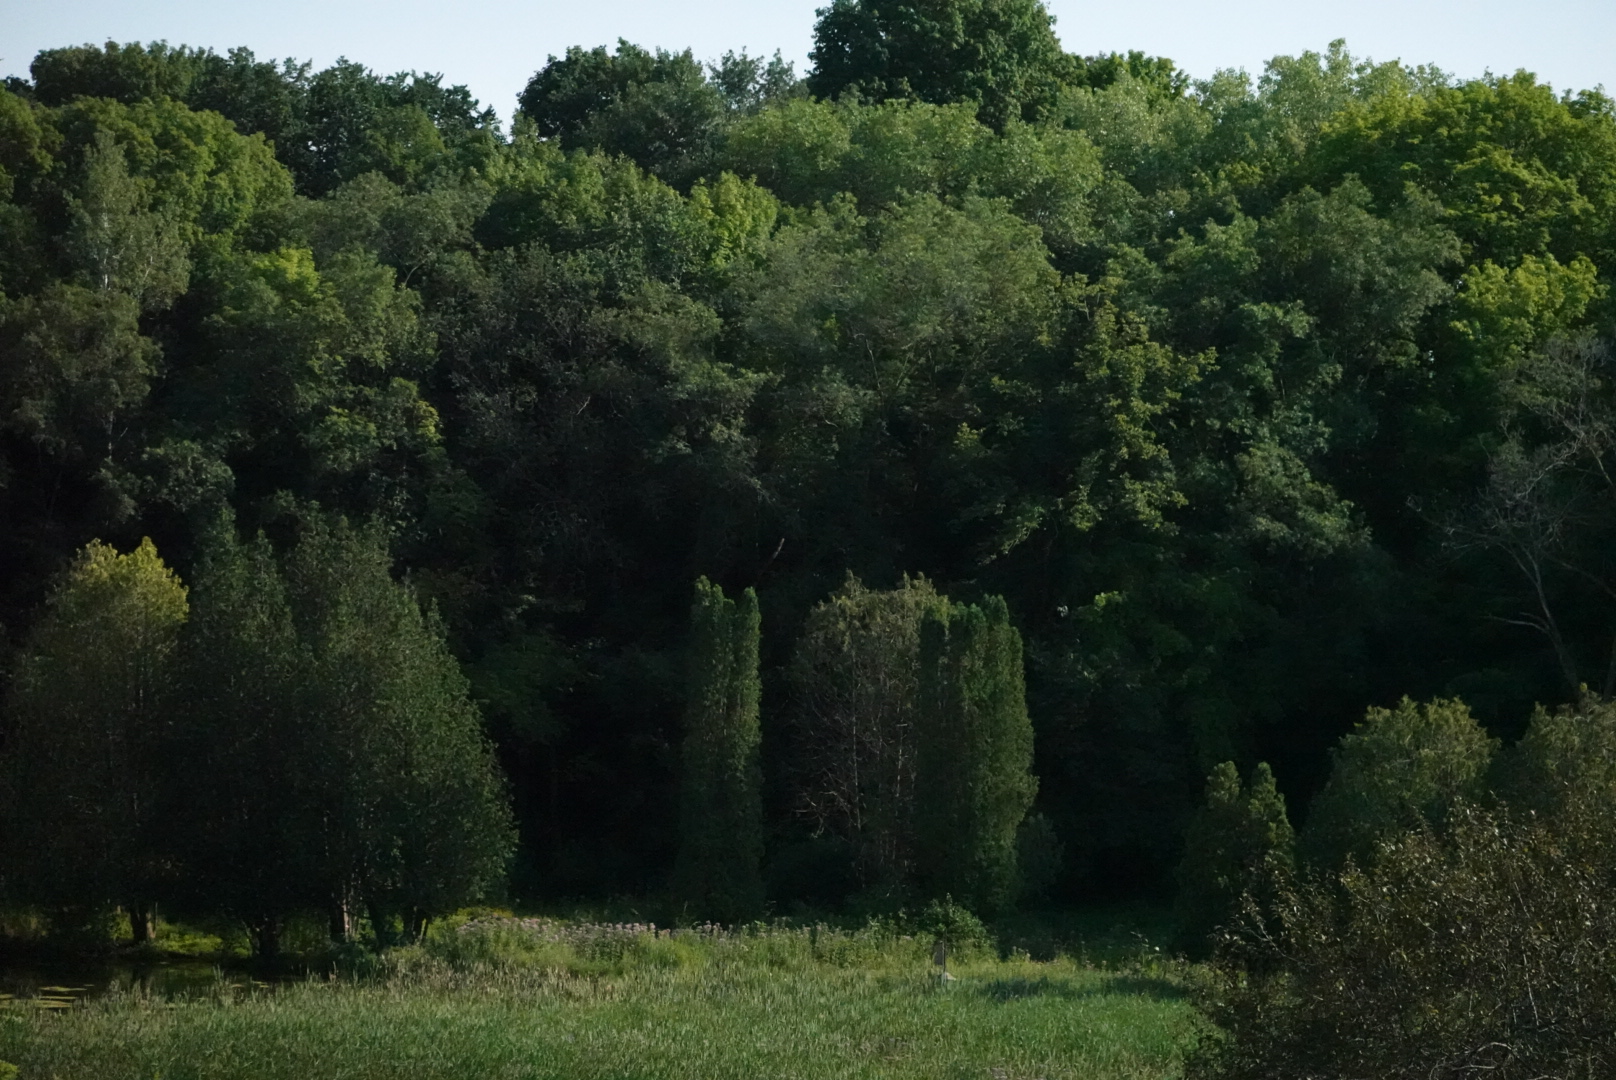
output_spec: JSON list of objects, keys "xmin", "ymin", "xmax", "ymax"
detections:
[
  {"xmin": 1300, "ymin": 698, "xmax": 1497, "ymax": 872},
  {"xmin": 914, "ymin": 596, "xmax": 1036, "ymax": 914},
  {"xmin": 284, "ymin": 520, "xmax": 515, "ymax": 939},
  {"xmin": 0, "ymin": 539, "xmax": 187, "ymax": 942},
  {"xmin": 786, "ymin": 575, "xmax": 948, "ymax": 898},
  {"xmin": 675, "ymin": 578, "xmax": 764, "ymax": 922},
  {"xmin": 173, "ymin": 523, "xmax": 312, "ymax": 954},
  {"xmin": 518, "ymin": 42, "xmax": 725, "ymax": 183},
  {"xmin": 1192, "ymin": 804, "xmax": 1616, "ymax": 1080},
  {"xmin": 808, "ymin": 0, "xmax": 1073, "ymax": 127},
  {"xmin": 1172, "ymin": 762, "xmax": 1293, "ymax": 957},
  {"xmin": 1191, "ymin": 699, "xmax": 1616, "ymax": 1076},
  {"xmin": 28, "ymin": 41, "xmax": 499, "ymax": 196},
  {"xmin": 3, "ymin": 22, "xmax": 1616, "ymax": 920}
]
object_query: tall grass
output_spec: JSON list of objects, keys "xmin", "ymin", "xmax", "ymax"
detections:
[{"xmin": 0, "ymin": 917, "xmax": 1198, "ymax": 1079}]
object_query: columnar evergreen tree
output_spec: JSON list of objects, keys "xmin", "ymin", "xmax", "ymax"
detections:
[
  {"xmin": 675, "ymin": 577, "xmax": 764, "ymax": 922},
  {"xmin": 914, "ymin": 595, "xmax": 1036, "ymax": 914},
  {"xmin": 173, "ymin": 523, "xmax": 313, "ymax": 957},
  {"xmin": 0, "ymin": 539, "xmax": 187, "ymax": 941},
  {"xmin": 1173, "ymin": 761, "xmax": 1295, "ymax": 957}
]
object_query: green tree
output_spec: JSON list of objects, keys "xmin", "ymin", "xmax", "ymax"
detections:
[
  {"xmin": 674, "ymin": 577, "xmax": 764, "ymax": 922},
  {"xmin": 787, "ymin": 574, "xmax": 948, "ymax": 897},
  {"xmin": 285, "ymin": 520, "xmax": 515, "ymax": 941},
  {"xmin": 1173, "ymin": 761, "xmax": 1294, "ymax": 957},
  {"xmin": 1301, "ymin": 697, "xmax": 1497, "ymax": 871},
  {"xmin": 1500, "ymin": 696, "xmax": 1616, "ymax": 820},
  {"xmin": 0, "ymin": 538, "xmax": 187, "ymax": 942},
  {"xmin": 172, "ymin": 522, "xmax": 313, "ymax": 957},
  {"xmin": 518, "ymin": 42, "xmax": 725, "ymax": 184},
  {"xmin": 807, "ymin": 0, "xmax": 1073, "ymax": 128},
  {"xmin": 914, "ymin": 595, "xmax": 1036, "ymax": 913}
]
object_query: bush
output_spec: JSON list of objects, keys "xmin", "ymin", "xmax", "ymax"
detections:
[
  {"xmin": 1190, "ymin": 802, "xmax": 1616, "ymax": 1079},
  {"xmin": 1172, "ymin": 762, "xmax": 1293, "ymax": 958},
  {"xmin": 1192, "ymin": 699, "xmax": 1616, "ymax": 1079},
  {"xmin": 905, "ymin": 896, "xmax": 993, "ymax": 960},
  {"xmin": 1300, "ymin": 697, "xmax": 1495, "ymax": 871},
  {"xmin": 1498, "ymin": 696, "xmax": 1616, "ymax": 818}
]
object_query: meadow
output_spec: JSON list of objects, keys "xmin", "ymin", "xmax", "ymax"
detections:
[{"xmin": 0, "ymin": 917, "xmax": 1199, "ymax": 1080}]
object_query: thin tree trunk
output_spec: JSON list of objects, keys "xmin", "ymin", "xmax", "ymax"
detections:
[{"xmin": 128, "ymin": 901, "xmax": 153, "ymax": 945}]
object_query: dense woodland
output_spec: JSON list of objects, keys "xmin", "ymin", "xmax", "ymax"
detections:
[{"xmin": 3, "ymin": 0, "xmax": 1616, "ymax": 949}]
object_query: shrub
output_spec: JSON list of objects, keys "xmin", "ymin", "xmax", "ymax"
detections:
[
  {"xmin": 1300, "ymin": 697, "xmax": 1495, "ymax": 871},
  {"xmin": 1172, "ymin": 762, "xmax": 1293, "ymax": 958},
  {"xmin": 1190, "ymin": 801, "xmax": 1616, "ymax": 1080}
]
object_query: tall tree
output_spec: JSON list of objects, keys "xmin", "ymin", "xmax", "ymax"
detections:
[
  {"xmin": 1173, "ymin": 761, "xmax": 1294, "ymax": 957},
  {"xmin": 285, "ymin": 520, "xmax": 515, "ymax": 941},
  {"xmin": 0, "ymin": 538, "xmax": 187, "ymax": 941},
  {"xmin": 914, "ymin": 595, "xmax": 1036, "ymax": 913},
  {"xmin": 675, "ymin": 577, "xmax": 764, "ymax": 921},
  {"xmin": 807, "ymin": 0, "xmax": 1073, "ymax": 128},
  {"xmin": 787, "ymin": 574, "xmax": 948, "ymax": 897},
  {"xmin": 172, "ymin": 522, "xmax": 312, "ymax": 957}
]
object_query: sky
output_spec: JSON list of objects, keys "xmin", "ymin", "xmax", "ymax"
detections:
[{"xmin": 2, "ymin": 0, "xmax": 1613, "ymax": 126}]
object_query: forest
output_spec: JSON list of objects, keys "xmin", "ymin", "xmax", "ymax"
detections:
[{"xmin": 2, "ymin": 0, "xmax": 1616, "ymax": 1071}]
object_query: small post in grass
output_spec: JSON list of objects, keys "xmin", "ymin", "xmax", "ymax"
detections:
[{"xmin": 933, "ymin": 937, "xmax": 955, "ymax": 982}]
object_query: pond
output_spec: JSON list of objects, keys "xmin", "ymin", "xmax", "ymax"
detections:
[{"xmin": 0, "ymin": 962, "xmax": 282, "ymax": 1009}]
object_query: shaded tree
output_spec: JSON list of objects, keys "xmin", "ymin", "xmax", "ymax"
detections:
[
  {"xmin": 787, "ymin": 574, "xmax": 947, "ymax": 898},
  {"xmin": 1173, "ymin": 761, "xmax": 1294, "ymax": 957},
  {"xmin": 1300, "ymin": 698, "xmax": 1496, "ymax": 871},
  {"xmin": 0, "ymin": 538, "xmax": 187, "ymax": 942},
  {"xmin": 914, "ymin": 595, "xmax": 1036, "ymax": 913},
  {"xmin": 807, "ymin": 0, "xmax": 1073, "ymax": 128},
  {"xmin": 675, "ymin": 577, "xmax": 764, "ymax": 921}
]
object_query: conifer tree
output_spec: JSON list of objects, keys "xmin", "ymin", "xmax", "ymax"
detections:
[
  {"xmin": 285, "ymin": 520, "xmax": 515, "ymax": 941},
  {"xmin": 1173, "ymin": 761, "xmax": 1295, "ymax": 957},
  {"xmin": 173, "ymin": 522, "xmax": 313, "ymax": 957},
  {"xmin": 0, "ymin": 538, "xmax": 188, "ymax": 941},
  {"xmin": 914, "ymin": 595, "xmax": 1036, "ymax": 914},
  {"xmin": 675, "ymin": 577, "xmax": 764, "ymax": 922}
]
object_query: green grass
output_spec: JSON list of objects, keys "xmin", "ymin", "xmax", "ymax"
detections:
[{"xmin": 0, "ymin": 919, "xmax": 1200, "ymax": 1080}]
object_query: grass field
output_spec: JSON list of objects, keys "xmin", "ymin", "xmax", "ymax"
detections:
[{"xmin": 0, "ymin": 917, "xmax": 1200, "ymax": 1080}]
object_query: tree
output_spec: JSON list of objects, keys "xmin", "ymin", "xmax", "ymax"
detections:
[
  {"xmin": 0, "ymin": 538, "xmax": 187, "ymax": 942},
  {"xmin": 1173, "ymin": 761, "xmax": 1294, "ymax": 957},
  {"xmin": 1300, "ymin": 698, "xmax": 1497, "ymax": 871},
  {"xmin": 674, "ymin": 577, "xmax": 764, "ymax": 922},
  {"xmin": 172, "ymin": 522, "xmax": 313, "ymax": 957},
  {"xmin": 1440, "ymin": 336, "xmax": 1616, "ymax": 696},
  {"xmin": 807, "ymin": 0, "xmax": 1073, "ymax": 128},
  {"xmin": 913, "ymin": 595, "xmax": 1036, "ymax": 913},
  {"xmin": 1500, "ymin": 695, "xmax": 1616, "ymax": 821},
  {"xmin": 518, "ymin": 42, "xmax": 725, "ymax": 184},
  {"xmin": 787, "ymin": 574, "xmax": 948, "ymax": 897},
  {"xmin": 284, "ymin": 520, "xmax": 515, "ymax": 942}
]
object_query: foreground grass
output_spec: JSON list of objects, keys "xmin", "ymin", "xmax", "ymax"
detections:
[{"xmin": 0, "ymin": 928, "xmax": 1197, "ymax": 1080}]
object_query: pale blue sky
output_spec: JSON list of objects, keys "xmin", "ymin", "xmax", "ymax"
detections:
[{"xmin": 2, "ymin": 0, "xmax": 1612, "ymax": 125}]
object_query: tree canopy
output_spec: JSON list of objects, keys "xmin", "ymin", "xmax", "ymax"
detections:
[{"xmin": 2, "ymin": 23, "xmax": 1615, "ymax": 916}]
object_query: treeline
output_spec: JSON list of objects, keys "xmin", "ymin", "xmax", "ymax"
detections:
[{"xmin": 2, "ymin": 0, "xmax": 1615, "ymax": 914}]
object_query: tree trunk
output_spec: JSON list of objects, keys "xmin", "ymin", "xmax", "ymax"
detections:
[
  {"xmin": 128, "ymin": 901, "xmax": 154, "ymax": 945},
  {"xmin": 250, "ymin": 916, "xmax": 282, "ymax": 961},
  {"xmin": 328, "ymin": 897, "xmax": 352, "ymax": 944}
]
